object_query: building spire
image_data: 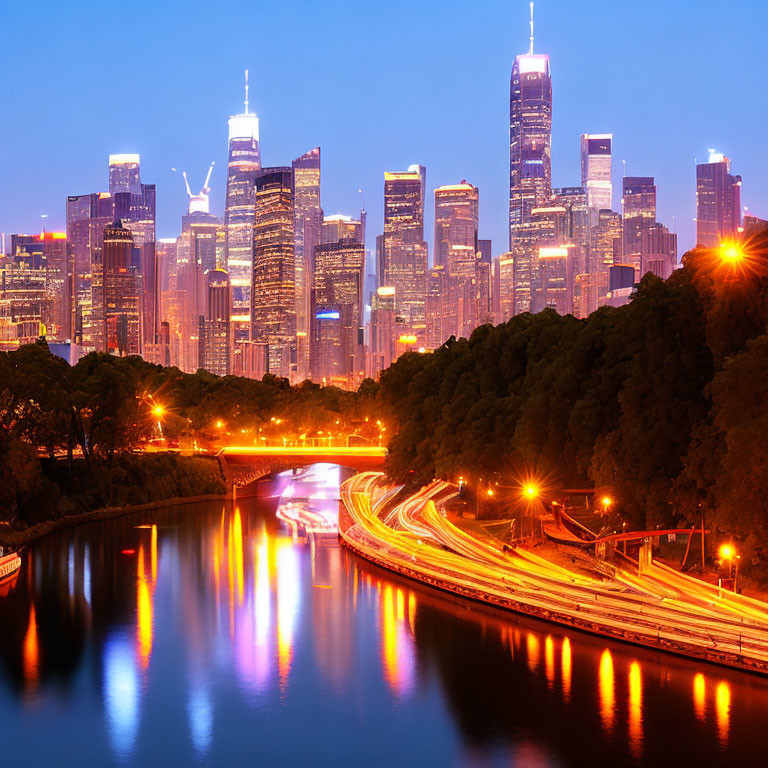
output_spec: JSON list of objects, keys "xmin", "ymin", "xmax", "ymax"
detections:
[
  {"xmin": 529, "ymin": 2, "xmax": 535, "ymax": 55},
  {"xmin": 244, "ymin": 68, "xmax": 250, "ymax": 114}
]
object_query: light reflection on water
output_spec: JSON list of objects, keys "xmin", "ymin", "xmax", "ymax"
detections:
[{"xmin": 0, "ymin": 464, "xmax": 763, "ymax": 766}]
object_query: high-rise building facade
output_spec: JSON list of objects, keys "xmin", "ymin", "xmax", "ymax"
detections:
[
  {"xmin": 199, "ymin": 269, "xmax": 231, "ymax": 376},
  {"xmin": 509, "ymin": 51, "xmax": 552, "ymax": 249},
  {"xmin": 580, "ymin": 134, "xmax": 612, "ymax": 224},
  {"xmin": 696, "ymin": 151, "xmax": 742, "ymax": 247},
  {"xmin": 310, "ymin": 215, "xmax": 365, "ymax": 384},
  {"xmin": 251, "ymin": 167, "xmax": 295, "ymax": 377},
  {"xmin": 102, "ymin": 221, "xmax": 141, "ymax": 356},
  {"xmin": 225, "ymin": 72, "xmax": 261, "ymax": 337},
  {"xmin": 622, "ymin": 176, "xmax": 656, "ymax": 275},
  {"xmin": 292, "ymin": 148, "xmax": 322, "ymax": 379},
  {"xmin": 379, "ymin": 165, "xmax": 428, "ymax": 344}
]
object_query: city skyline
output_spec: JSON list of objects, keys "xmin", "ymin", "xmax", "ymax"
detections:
[{"xmin": 1, "ymin": 0, "xmax": 766, "ymax": 257}]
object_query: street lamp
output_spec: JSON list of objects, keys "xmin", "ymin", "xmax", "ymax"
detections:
[
  {"xmin": 718, "ymin": 543, "xmax": 736, "ymax": 579},
  {"xmin": 601, "ymin": 496, "xmax": 612, "ymax": 515}
]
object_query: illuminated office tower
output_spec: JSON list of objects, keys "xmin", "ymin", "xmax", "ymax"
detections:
[
  {"xmin": 199, "ymin": 269, "xmax": 231, "ymax": 376},
  {"xmin": 0, "ymin": 258, "xmax": 53, "ymax": 349},
  {"xmin": 640, "ymin": 223, "xmax": 677, "ymax": 279},
  {"xmin": 369, "ymin": 286, "xmax": 396, "ymax": 378},
  {"xmin": 696, "ymin": 150, "xmax": 742, "ymax": 247},
  {"xmin": 589, "ymin": 209, "xmax": 622, "ymax": 275},
  {"xmin": 102, "ymin": 221, "xmax": 141, "ymax": 356},
  {"xmin": 496, "ymin": 253, "xmax": 515, "ymax": 322},
  {"xmin": 66, "ymin": 191, "xmax": 118, "ymax": 353},
  {"xmin": 434, "ymin": 182, "xmax": 480, "ymax": 341},
  {"xmin": 11, "ymin": 232, "xmax": 68, "ymax": 339},
  {"xmin": 426, "ymin": 265, "xmax": 448, "ymax": 349},
  {"xmin": 552, "ymin": 186, "xmax": 590, "ymax": 275},
  {"xmin": 251, "ymin": 167, "xmax": 295, "ymax": 377},
  {"xmin": 573, "ymin": 272, "xmax": 606, "ymax": 318},
  {"xmin": 310, "ymin": 215, "xmax": 365, "ymax": 385},
  {"xmin": 293, "ymin": 148, "xmax": 322, "ymax": 379},
  {"xmin": 109, "ymin": 154, "xmax": 141, "ymax": 195},
  {"xmin": 108, "ymin": 154, "xmax": 156, "ymax": 350},
  {"xmin": 580, "ymin": 134, "xmax": 612, "ymax": 224},
  {"xmin": 379, "ymin": 165, "xmax": 428, "ymax": 344},
  {"xmin": 225, "ymin": 70, "xmax": 261, "ymax": 337},
  {"xmin": 434, "ymin": 182, "xmax": 479, "ymax": 269},
  {"xmin": 529, "ymin": 198, "xmax": 577, "ymax": 315},
  {"xmin": 622, "ymin": 177, "xmax": 656, "ymax": 275},
  {"xmin": 509, "ymin": 11, "xmax": 552, "ymax": 250},
  {"xmin": 156, "ymin": 238, "xmax": 177, "ymax": 366}
]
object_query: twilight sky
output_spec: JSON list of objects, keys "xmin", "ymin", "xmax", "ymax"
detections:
[{"xmin": 1, "ymin": 0, "xmax": 766, "ymax": 258}]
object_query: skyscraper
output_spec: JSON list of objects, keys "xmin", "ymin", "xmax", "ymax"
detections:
[
  {"xmin": 379, "ymin": 165, "xmax": 428, "ymax": 344},
  {"xmin": 509, "ymin": 17, "xmax": 552, "ymax": 250},
  {"xmin": 292, "ymin": 148, "xmax": 322, "ymax": 379},
  {"xmin": 622, "ymin": 176, "xmax": 656, "ymax": 275},
  {"xmin": 102, "ymin": 221, "xmax": 141, "ymax": 356},
  {"xmin": 696, "ymin": 150, "xmax": 742, "ymax": 247},
  {"xmin": 433, "ymin": 182, "xmax": 480, "ymax": 341},
  {"xmin": 225, "ymin": 71, "xmax": 261, "ymax": 336},
  {"xmin": 251, "ymin": 167, "xmax": 295, "ymax": 377},
  {"xmin": 199, "ymin": 269, "xmax": 231, "ymax": 376},
  {"xmin": 108, "ymin": 154, "xmax": 156, "ymax": 351},
  {"xmin": 310, "ymin": 217, "xmax": 365, "ymax": 385},
  {"xmin": 581, "ymin": 134, "xmax": 612, "ymax": 224}
]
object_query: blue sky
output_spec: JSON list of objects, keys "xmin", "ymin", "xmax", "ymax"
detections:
[{"xmin": 1, "ymin": 0, "xmax": 766, "ymax": 257}]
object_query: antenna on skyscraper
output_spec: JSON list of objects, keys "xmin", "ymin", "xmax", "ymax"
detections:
[
  {"xmin": 244, "ymin": 69, "xmax": 250, "ymax": 114},
  {"xmin": 529, "ymin": 2, "xmax": 535, "ymax": 55},
  {"xmin": 359, "ymin": 188, "xmax": 366, "ymax": 215}
]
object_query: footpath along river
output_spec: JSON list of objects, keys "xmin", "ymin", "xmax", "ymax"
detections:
[{"xmin": 0, "ymin": 463, "xmax": 766, "ymax": 767}]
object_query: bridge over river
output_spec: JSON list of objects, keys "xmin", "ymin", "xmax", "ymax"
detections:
[{"xmin": 217, "ymin": 445, "xmax": 388, "ymax": 489}]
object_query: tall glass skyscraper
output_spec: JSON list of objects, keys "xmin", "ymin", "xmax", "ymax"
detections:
[
  {"xmin": 509, "ymin": 50, "xmax": 552, "ymax": 250},
  {"xmin": 251, "ymin": 167, "xmax": 295, "ymax": 377},
  {"xmin": 622, "ymin": 176, "xmax": 656, "ymax": 274},
  {"xmin": 696, "ymin": 151, "xmax": 742, "ymax": 247},
  {"xmin": 225, "ymin": 71, "xmax": 261, "ymax": 333},
  {"xmin": 378, "ymin": 165, "xmax": 428, "ymax": 344},
  {"xmin": 292, "ymin": 147, "xmax": 322, "ymax": 379},
  {"xmin": 580, "ymin": 134, "xmax": 612, "ymax": 225}
]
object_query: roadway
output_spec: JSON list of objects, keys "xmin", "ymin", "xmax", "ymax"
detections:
[{"xmin": 339, "ymin": 472, "xmax": 768, "ymax": 672}]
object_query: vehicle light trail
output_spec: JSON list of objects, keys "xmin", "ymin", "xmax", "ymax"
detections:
[{"xmin": 339, "ymin": 472, "xmax": 768, "ymax": 673}]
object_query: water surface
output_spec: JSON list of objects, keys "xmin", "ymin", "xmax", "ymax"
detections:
[{"xmin": 0, "ymin": 463, "xmax": 765, "ymax": 767}]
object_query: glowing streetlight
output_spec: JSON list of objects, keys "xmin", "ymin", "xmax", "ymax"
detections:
[
  {"xmin": 524, "ymin": 484, "xmax": 539, "ymax": 499},
  {"xmin": 215, "ymin": 419, "xmax": 224, "ymax": 429},
  {"xmin": 718, "ymin": 543, "xmax": 739, "ymax": 589},
  {"xmin": 486, "ymin": 488, "xmax": 495, "ymax": 498},
  {"xmin": 151, "ymin": 404, "xmax": 165, "ymax": 419}
]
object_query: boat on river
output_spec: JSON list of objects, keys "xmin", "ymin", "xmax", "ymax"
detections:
[{"xmin": 0, "ymin": 550, "xmax": 22, "ymax": 586}]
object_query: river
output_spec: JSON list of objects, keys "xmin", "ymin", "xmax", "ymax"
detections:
[{"xmin": 0, "ymin": 463, "xmax": 765, "ymax": 767}]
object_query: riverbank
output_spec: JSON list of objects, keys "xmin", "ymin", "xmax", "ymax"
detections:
[
  {"xmin": 0, "ymin": 491, "xmax": 233, "ymax": 548},
  {"xmin": 0, "ymin": 452, "xmax": 231, "ymax": 548}
]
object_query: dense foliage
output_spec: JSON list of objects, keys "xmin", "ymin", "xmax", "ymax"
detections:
[
  {"xmin": 379, "ymin": 236, "xmax": 768, "ymax": 572},
  {"xmin": 0, "ymin": 347, "xmax": 379, "ymax": 528}
]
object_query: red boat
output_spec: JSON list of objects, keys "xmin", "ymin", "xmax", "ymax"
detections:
[{"xmin": 0, "ymin": 551, "xmax": 22, "ymax": 593}]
